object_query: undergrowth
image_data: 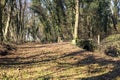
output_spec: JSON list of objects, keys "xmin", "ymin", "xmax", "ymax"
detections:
[{"xmin": 100, "ymin": 34, "xmax": 120, "ymax": 57}]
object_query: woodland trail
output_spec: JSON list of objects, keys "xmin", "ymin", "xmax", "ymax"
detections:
[{"xmin": 0, "ymin": 42, "xmax": 120, "ymax": 80}]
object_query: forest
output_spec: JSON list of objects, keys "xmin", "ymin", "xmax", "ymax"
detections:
[{"xmin": 0, "ymin": 0, "xmax": 120, "ymax": 80}]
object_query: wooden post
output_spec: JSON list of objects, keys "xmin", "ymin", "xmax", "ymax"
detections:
[{"xmin": 97, "ymin": 34, "xmax": 100, "ymax": 45}]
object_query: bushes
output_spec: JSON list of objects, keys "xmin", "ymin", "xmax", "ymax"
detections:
[
  {"xmin": 101, "ymin": 42, "xmax": 120, "ymax": 57},
  {"xmin": 75, "ymin": 34, "xmax": 120, "ymax": 57},
  {"xmin": 102, "ymin": 34, "xmax": 120, "ymax": 43},
  {"xmin": 105, "ymin": 46, "xmax": 120, "ymax": 57},
  {"xmin": 76, "ymin": 39, "xmax": 97, "ymax": 52},
  {"xmin": 100, "ymin": 34, "xmax": 120, "ymax": 57}
]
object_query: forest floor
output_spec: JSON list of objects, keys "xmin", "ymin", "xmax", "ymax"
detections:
[{"xmin": 0, "ymin": 42, "xmax": 120, "ymax": 80}]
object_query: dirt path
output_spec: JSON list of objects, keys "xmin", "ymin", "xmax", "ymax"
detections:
[{"xmin": 0, "ymin": 42, "xmax": 120, "ymax": 80}]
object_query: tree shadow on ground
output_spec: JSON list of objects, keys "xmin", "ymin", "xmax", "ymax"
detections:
[
  {"xmin": 17, "ymin": 42, "xmax": 69, "ymax": 49},
  {"xmin": 0, "ymin": 50, "xmax": 85, "ymax": 66},
  {"xmin": 34, "ymin": 51, "xmax": 120, "ymax": 80},
  {"xmin": 81, "ymin": 67, "xmax": 120, "ymax": 80},
  {"xmin": 55, "ymin": 54, "xmax": 120, "ymax": 80},
  {"xmin": 74, "ymin": 55, "xmax": 119, "ymax": 66},
  {"xmin": 75, "ymin": 55, "xmax": 120, "ymax": 80},
  {"xmin": 0, "ymin": 48, "xmax": 120, "ymax": 80}
]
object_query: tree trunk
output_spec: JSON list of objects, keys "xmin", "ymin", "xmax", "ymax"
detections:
[
  {"xmin": 0, "ymin": 6, "xmax": 3, "ymax": 42},
  {"xmin": 4, "ymin": 6, "xmax": 11, "ymax": 41},
  {"xmin": 4, "ymin": 14, "xmax": 11, "ymax": 41},
  {"xmin": 72, "ymin": 0, "xmax": 79, "ymax": 44},
  {"xmin": 0, "ymin": 0, "xmax": 6, "ymax": 42}
]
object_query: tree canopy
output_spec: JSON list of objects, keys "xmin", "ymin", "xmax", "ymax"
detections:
[{"xmin": 0, "ymin": 0, "xmax": 120, "ymax": 43}]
